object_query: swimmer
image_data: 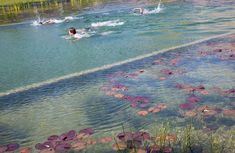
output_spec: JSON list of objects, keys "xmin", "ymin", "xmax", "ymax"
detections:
[
  {"xmin": 133, "ymin": 7, "xmax": 144, "ymax": 14},
  {"xmin": 38, "ymin": 19, "xmax": 56, "ymax": 25},
  {"xmin": 68, "ymin": 27, "xmax": 91, "ymax": 39},
  {"xmin": 68, "ymin": 27, "xmax": 77, "ymax": 36}
]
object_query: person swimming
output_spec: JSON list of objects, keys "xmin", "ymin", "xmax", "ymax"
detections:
[
  {"xmin": 38, "ymin": 19, "xmax": 56, "ymax": 25},
  {"xmin": 133, "ymin": 8, "xmax": 144, "ymax": 14},
  {"xmin": 68, "ymin": 27, "xmax": 91, "ymax": 39},
  {"xmin": 38, "ymin": 17, "xmax": 74, "ymax": 25}
]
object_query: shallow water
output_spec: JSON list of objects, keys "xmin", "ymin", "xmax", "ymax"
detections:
[
  {"xmin": 0, "ymin": 0, "xmax": 235, "ymax": 152},
  {"xmin": 1, "ymin": 0, "xmax": 235, "ymax": 93},
  {"xmin": 0, "ymin": 31, "xmax": 235, "ymax": 152}
]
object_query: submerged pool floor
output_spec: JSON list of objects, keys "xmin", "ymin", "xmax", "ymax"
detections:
[{"xmin": 0, "ymin": 33, "xmax": 235, "ymax": 152}]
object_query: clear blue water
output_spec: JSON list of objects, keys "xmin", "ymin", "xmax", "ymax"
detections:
[
  {"xmin": 0, "ymin": 1, "xmax": 235, "ymax": 152},
  {"xmin": 1, "ymin": 0, "xmax": 235, "ymax": 93}
]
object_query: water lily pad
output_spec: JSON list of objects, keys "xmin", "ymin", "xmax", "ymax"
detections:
[
  {"xmin": 223, "ymin": 109, "xmax": 235, "ymax": 116},
  {"xmin": 79, "ymin": 128, "xmax": 94, "ymax": 135},
  {"xmin": 76, "ymin": 133, "xmax": 90, "ymax": 140},
  {"xmin": 112, "ymin": 142, "xmax": 127, "ymax": 151},
  {"xmin": 99, "ymin": 137, "xmax": 113, "ymax": 144},
  {"xmin": 187, "ymin": 96, "xmax": 200, "ymax": 103},
  {"xmin": 179, "ymin": 102, "xmax": 195, "ymax": 110},
  {"xmin": 39, "ymin": 148, "xmax": 55, "ymax": 153},
  {"xmin": 117, "ymin": 132, "xmax": 133, "ymax": 141},
  {"xmin": 184, "ymin": 111, "xmax": 197, "ymax": 117},
  {"xmin": 35, "ymin": 142, "xmax": 52, "ymax": 150},
  {"xmin": 137, "ymin": 110, "xmax": 148, "ymax": 116},
  {"xmin": 156, "ymin": 103, "xmax": 167, "ymax": 110},
  {"xmin": 48, "ymin": 135, "xmax": 59, "ymax": 141},
  {"xmin": 19, "ymin": 147, "xmax": 32, "ymax": 153},
  {"xmin": 72, "ymin": 142, "xmax": 86, "ymax": 151},
  {"xmin": 86, "ymin": 138, "xmax": 97, "ymax": 145},
  {"xmin": 6, "ymin": 143, "xmax": 20, "ymax": 152},
  {"xmin": 54, "ymin": 143, "xmax": 71, "ymax": 152},
  {"xmin": 0, "ymin": 145, "xmax": 7, "ymax": 153}
]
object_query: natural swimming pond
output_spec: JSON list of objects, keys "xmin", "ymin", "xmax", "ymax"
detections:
[
  {"xmin": 0, "ymin": 0, "xmax": 235, "ymax": 153},
  {"xmin": 1, "ymin": 0, "xmax": 235, "ymax": 93},
  {"xmin": 0, "ymin": 31, "xmax": 235, "ymax": 152}
]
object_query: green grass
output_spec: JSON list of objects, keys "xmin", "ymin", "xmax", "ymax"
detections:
[{"xmin": 0, "ymin": 0, "xmax": 47, "ymax": 6}]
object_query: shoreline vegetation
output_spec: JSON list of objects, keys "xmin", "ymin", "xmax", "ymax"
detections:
[
  {"xmin": 1, "ymin": 123, "xmax": 235, "ymax": 153},
  {"xmin": 0, "ymin": 0, "xmax": 175, "ymax": 25}
]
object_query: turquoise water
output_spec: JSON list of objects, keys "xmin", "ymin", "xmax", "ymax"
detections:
[
  {"xmin": 0, "ymin": 31, "xmax": 234, "ymax": 152},
  {"xmin": 1, "ymin": 0, "xmax": 235, "ymax": 93},
  {"xmin": 0, "ymin": 0, "xmax": 235, "ymax": 152}
]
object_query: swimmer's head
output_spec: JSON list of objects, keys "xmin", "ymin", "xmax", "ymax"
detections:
[
  {"xmin": 69, "ymin": 27, "xmax": 76, "ymax": 35},
  {"xmin": 39, "ymin": 21, "xmax": 43, "ymax": 25}
]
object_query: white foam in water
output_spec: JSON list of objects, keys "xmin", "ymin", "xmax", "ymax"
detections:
[
  {"xmin": 1, "ymin": 31, "xmax": 235, "ymax": 97},
  {"xmin": 91, "ymin": 20, "xmax": 125, "ymax": 28},
  {"xmin": 133, "ymin": 0, "xmax": 163, "ymax": 15},
  {"xmin": 31, "ymin": 16, "xmax": 75, "ymax": 26},
  {"xmin": 100, "ymin": 31, "xmax": 114, "ymax": 36}
]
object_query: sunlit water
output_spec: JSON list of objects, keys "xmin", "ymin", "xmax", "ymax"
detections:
[{"xmin": 0, "ymin": 0, "xmax": 235, "ymax": 152}]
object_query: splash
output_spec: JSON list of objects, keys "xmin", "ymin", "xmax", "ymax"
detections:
[
  {"xmin": 91, "ymin": 20, "xmax": 125, "ymax": 28},
  {"xmin": 31, "ymin": 16, "xmax": 75, "ymax": 26}
]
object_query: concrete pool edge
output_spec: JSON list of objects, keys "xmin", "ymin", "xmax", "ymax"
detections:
[{"xmin": 1, "ymin": 31, "xmax": 235, "ymax": 97}]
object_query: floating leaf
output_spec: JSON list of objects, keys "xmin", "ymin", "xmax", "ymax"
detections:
[
  {"xmin": 79, "ymin": 128, "xmax": 94, "ymax": 135},
  {"xmin": 223, "ymin": 109, "xmax": 235, "ymax": 116},
  {"xmin": 6, "ymin": 143, "xmax": 20, "ymax": 152},
  {"xmin": 20, "ymin": 147, "xmax": 32, "ymax": 153},
  {"xmin": 179, "ymin": 102, "xmax": 195, "ymax": 110},
  {"xmin": 72, "ymin": 142, "xmax": 86, "ymax": 151},
  {"xmin": 187, "ymin": 96, "xmax": 200, "ymax": 103},
  {"xmin": 54, "ymin": 143, "xmax": 71, "ymax": 152},
  {"xmin": 99, "ymin": 137, "xmax": 113, "ymax": 144},
  {"xmin": 0, "ymin": 145, "xmax": 7, "ymax": 153},
  {"xmin": 47, "ymin": 135, "xmax": 59, "ymax": 141},
  {"xmin": 35, "ymin": 142, "xmax": 52, "ymax": 150},
  {"xmin": 137, "ymin": 110, "xmax": 148, "ymax": 116},
  {"xmin": 184, "ymin": 111, "xmax": 197, "ymax": 117},
  {"xmin": 112, "ymin": 142, "xmax": 127, "ymax": 151},
  {"xmin": 39, "ymin": 148, "xmax": 55, "ymax": 153}
]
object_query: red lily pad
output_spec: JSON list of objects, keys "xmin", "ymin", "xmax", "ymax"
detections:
[
  {"xmin": 6, "ymin": 143, "xmax": 20, "ymax": 152},
  {"xmin": 179, "ymin": 102, "xmax": 195, "ymax": 110},
  {"xmin": 223, "ymin": 109, "xmax": 235, "ymax": 116},
  {"xmin": 112, "ymin": 142, "xmax": 127, "ymax": 151},
  {"xmin": 39, "ymin": 148, "xmax": 55, "ymax": 153},
  {"xmin": 0, "ymin": 145, "xmax": 7, "ymax": 153},
  {"xmin": 137, "ymin": 110, "xmax": 148, "ymax": 116},
  {"xmin": 99, "ymin": 137, "xmax": 113, "ymax": 144},
  {"xmin": 72, "ymin": 142, "xmax": 86, "ymax": 151},
  {"xmin": 35, "ymin": 142, "xmax": 52, "ymax": 150},
  {"xmin": 20, "ymin": 147, "xmax": 32, "ymax": 153},
  {"xmin": 79, "ymin": 128, "xmax": 94, "ymax": 135},
  {"xmin": 48, "ymin": 135, "xmax": 59, "ymax": 141},
  {"xmin": 187, "ymin": 96, "xmax": 200, "ymax": 103},
  {"xmin": 54, "ymin": 143, "xmax": 71, "ymax": 152}
]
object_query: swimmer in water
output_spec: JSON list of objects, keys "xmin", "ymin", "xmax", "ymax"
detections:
[
  {"xmin": 38, "ymin": 19, "xmax": 56, "ymax": 25},
  {"xmin": 133, "ymin": 7, "xmax": 144, "ymax": 14},
  {"xmin": 68, "ymin": 27, "xmax": 91, "ymax": 39},
  {"xmin": 68, "ymin": 27, "xmax": 77, "ymax": 36}
]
